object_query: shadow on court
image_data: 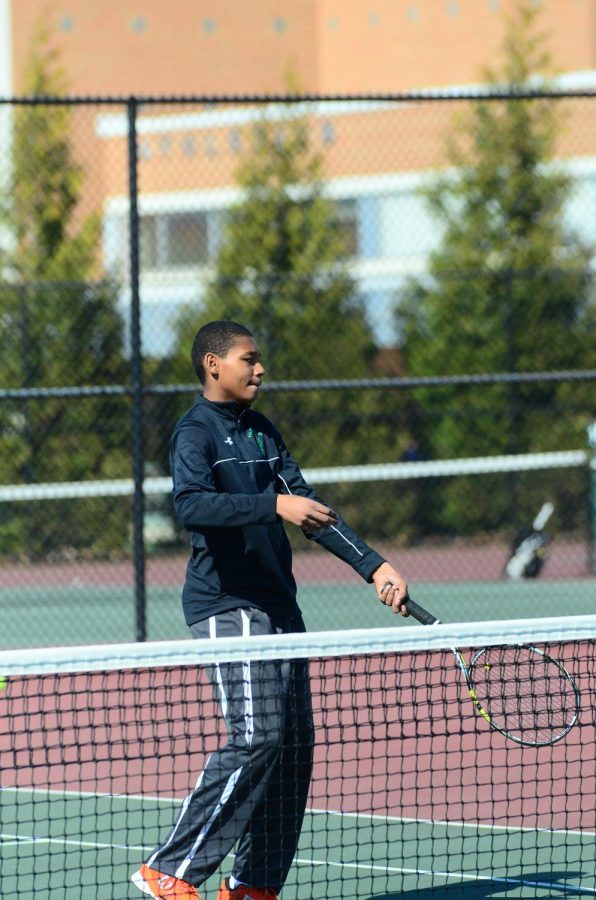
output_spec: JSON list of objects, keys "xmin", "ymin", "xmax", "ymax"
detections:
[{"xmin": 371, "ymin": 869, "xmax": 592, "ymax": 899}]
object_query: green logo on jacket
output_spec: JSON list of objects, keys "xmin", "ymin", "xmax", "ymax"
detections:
[{"xmin": 247, "ymin": 427, "xmax": 265, "ymax": 455}]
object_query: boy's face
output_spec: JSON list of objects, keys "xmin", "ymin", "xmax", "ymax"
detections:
[{"xmin": 203, "ymin": 335, "xmax": 265, "ymax": 404}]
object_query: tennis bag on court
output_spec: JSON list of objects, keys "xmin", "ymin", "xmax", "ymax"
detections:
[{"xmin": 504, "ymin": 501, "xmax": 554, "ymax": 579}]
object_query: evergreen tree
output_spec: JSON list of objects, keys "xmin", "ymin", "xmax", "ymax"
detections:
[
  {"xmin": 399, "ymin": 0, "xmax": 595, "ymax": 534},
  {"xmin": 162, "ymin": 104, "xmax": 417, "ymax": 541},
  {"xmin": 0, "ymin": 23, "xmax": 129, "ymax": 559},
  {"xmin": 168, "ymin": 106, "xmax": 391, "ymax": 469}
]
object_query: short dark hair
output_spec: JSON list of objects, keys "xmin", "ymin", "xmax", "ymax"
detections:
[{"xmin": 191, "ymin": 320, "xmax": 254, "ymax": 384}]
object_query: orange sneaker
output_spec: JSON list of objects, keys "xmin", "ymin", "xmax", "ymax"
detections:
[
  {"xmin": 217, "ymin": 878, "xmax": 277, "ymax": 900},
  {"xmin": 131, "ymin": 863, "xmax": 200, "ymax": 898}
]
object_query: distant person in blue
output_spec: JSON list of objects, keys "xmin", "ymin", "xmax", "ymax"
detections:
[
  {"xmin": 132, "ymin": 320, "xmax": 409, "ymax": 900},
  {"xmin": 402, "ymin": 441, "xmax": 420, "ymax": 462}
]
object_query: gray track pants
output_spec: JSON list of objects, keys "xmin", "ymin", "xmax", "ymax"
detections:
[{"xmin": 146, "ymin": 607, "xmax": 314, "ymax": 892}]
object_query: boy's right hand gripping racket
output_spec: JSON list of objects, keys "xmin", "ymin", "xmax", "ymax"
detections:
[{"xmin": 404, "ymin": 596, "xmax": 581, "ymax": 747}]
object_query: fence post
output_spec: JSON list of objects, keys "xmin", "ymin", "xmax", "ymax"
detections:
[
  {"xmin": 588, "ymin": 421, "xmax": 596, "ymax": 575},
  {"xmin": 503, "ymin": 266, "xmax": 519, "ymax": 526},
  {"xmin": 127, "ymin": 97, "xmax": 147, "ymax": 642}
]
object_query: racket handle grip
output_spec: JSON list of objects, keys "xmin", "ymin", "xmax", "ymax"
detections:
[{"xmin": 405, "ymin": 598, "xmax": 441, "ymax": 626}]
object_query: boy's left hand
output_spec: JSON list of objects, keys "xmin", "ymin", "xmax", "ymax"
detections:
[{"xmin": 372, "ymin": 562, "xmax": 409, "ymax": 616}]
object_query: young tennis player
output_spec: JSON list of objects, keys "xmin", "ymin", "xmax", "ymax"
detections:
[{"xmin": 132, "ymin": 320, "xmax": 409, "ymax": 900}]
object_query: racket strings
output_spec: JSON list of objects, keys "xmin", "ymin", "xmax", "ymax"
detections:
[{"xmin": 469, "ymin": 646, "xmax": 578, "ymax": 745}]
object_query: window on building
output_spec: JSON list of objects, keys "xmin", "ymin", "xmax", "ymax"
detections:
[
  {"xmin": 564, "ymin": 173, "xmax": 596, "ymax": 243},
  {"xmin": 58, "ymin": 15, "xmax": 74, "ymax": 32},
  {"xmin": 229, "ymin": 129, "xmax": 242, "ymax": 153},
  {"xmin": 139, "ymin": 215, "xmax": 159, "ymax": 269},
  {"xmin": 335, "ymin": 199, "xmax": 359, "ymax": 258},
  {"xmin": 378, "ymin": 191, "xmax": 442, "ymax": 258},
  {"xmin": 321, "ymin": 121, "xmax": 335, "ymax": 145},
  {"xmin": 130, "ymin": 17, "xmax": 147, "ymax": 33},
  {"xmin": 140, "ymin": 212, "xmax": 209, "ymax": 269}
]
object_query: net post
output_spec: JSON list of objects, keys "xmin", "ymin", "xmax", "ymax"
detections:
[{"xmin": 127, "ymin": 96, "xmax": 147, "ymax": 642}]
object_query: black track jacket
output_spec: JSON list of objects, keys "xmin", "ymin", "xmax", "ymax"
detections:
[{"xmin": 170, "ymin": 395, "xmax": 386, "ymax": 626}]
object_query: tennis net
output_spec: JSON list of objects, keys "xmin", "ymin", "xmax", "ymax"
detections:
[{"xmin": 1, "ymin": 617, "xmax": 595, "ymax": 899}]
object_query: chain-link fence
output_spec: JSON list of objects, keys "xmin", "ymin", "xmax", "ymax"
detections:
[{"xmin": 1, "ymin": 92, "xmax": 595, "ymax": 648}]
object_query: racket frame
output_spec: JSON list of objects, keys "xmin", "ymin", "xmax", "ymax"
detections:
[{"xmin": 404, "ymin": 596, "xmax": 581, "ymax": 747}]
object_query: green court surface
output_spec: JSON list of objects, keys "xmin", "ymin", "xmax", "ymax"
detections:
[
  {"xmin": 1, "ymin": 787, "xmax": 594, "ymax": 899},
  {"xmin": 2, "ymin": 581, "xmax": 595, "ymax": 898},
  {"xmin": 0, "ymin": 578, "xmax": 594, "ymax": 648}
]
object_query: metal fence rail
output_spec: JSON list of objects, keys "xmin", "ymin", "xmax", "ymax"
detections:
[{"xmin": 1, "ymin": 90, "xmax": 595, "ymax": 644}]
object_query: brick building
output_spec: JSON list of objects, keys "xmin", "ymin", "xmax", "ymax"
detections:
[
  {"xmin": 3, "ymin": 1, "xmax": 595, "ymax": 96},
  {"xmin": 1, "ymin": 0, "xmax": 595, "ymax": 352}
]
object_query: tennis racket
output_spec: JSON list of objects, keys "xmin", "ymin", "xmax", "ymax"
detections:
[
  {"xmin": 404, "ymin": 596, "xmax": 581, "ymax": 747},
  {"xmin": 504, "ymin": 500, "xmax": 554, "ymax": 579}
]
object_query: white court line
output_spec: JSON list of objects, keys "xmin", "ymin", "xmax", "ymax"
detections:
[
  {"xmin": 3, "ymin": 786, "xmax": 595, "ymax": 896},
  {"xmin": 0, "ymin": 833, "xmax": 149, "ymax": 852},
  {"xmin": 3, "ymin": 785, "xmax": 594, "ymax": 838},
  {"xmin": 307, "ymin": 805, "xmax": 596, "ymax": 838},
  {"xmin": 1, "ymin": 832, "xmax": 594, "ymax": 896},
  {"xmin": 294, "ymin": 858, "xmax": 596, "ymax": 895}
]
